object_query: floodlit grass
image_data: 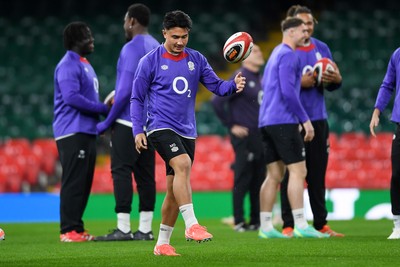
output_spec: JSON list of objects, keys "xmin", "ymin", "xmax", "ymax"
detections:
[{"xmin": 0, "ymin": 219, "xmax": 399, "ymax": 266}]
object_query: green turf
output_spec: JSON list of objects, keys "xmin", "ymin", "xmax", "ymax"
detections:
[{"xmin": 0, "ymin": 219, "xmax": 399, "ymax": 266}]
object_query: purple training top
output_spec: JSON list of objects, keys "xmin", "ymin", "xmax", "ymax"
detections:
[
  {"xmin": 296, "ymin": 37, "xmax": 341, "ymax": 121},
  {"xmin": 53, "ymin": 51, "xmax": 108, "ymax": 139},
  {"xmin": 211, "ymin": 66, "xmax": 262, "ymax": 133},
  {"xmin": 259, "ymin": 43, "xmax": 309, "ymax": 127},
  {"xmin": 375, "ymin": 47, "xmax": 400, "ymax": 123},
  {"xmin": 130, "ymin": 44, "xmax": 237, "ymax": 138},
  {"xmin": 96, "ymin": 34, "xmax": 159, "ymax": 134}
]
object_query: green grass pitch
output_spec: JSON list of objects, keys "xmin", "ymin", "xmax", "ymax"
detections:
[{"xmin": 0, "ymin": 219, "xmax": 399, "ymax": 266}]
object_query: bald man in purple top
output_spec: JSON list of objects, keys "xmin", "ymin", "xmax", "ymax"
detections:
[
  {"xmin": 94, "ymin": 3, "xmax": 159, "ymax": 242},
  {"xmin": 258, "ymin": 17, "xmax": 329, "ymax": 239},
  {"xmin": 53, "ymin": 21, "xmax": 109, "ymax": 242},
  {"xmin": 211, "ymin": 44, "xmax": 266, "ymax": 232},
  {"xmin": 131, "ymin": 10, "xmax": 246, "ymax": 256},
  {"xmin": 370, "ymin": 48, "xmax": 400, "ymax": 239}
]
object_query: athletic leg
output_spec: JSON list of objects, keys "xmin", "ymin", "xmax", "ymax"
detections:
[
  {"xmin": 111, "ymin": 124, "xmax": 135, "ymax": 215},
  {"xmin": 305, "ymin": 120, "xmax": 329, "ymax": 230},
  {"xmin": 58, "ymin": 134, "xmax": 96, "ymax": 234},
  {"xmin": 280, "ymin": 171, "xmax": 294, "ymax": 228},
  {"xmin": 230, "ymin": 135, "xmax": 252, "ymax": 226},
  {"xmin": 249, "ymin": 156, "xmax": 265, "ymax": 226},
  {"xmin": 391, "ymin": 126, "xmax": 400, "ymax": 216}
]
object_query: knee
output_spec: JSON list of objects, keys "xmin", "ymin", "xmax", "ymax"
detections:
[
  {"xmin": 266, "ymin": 172, "xmax": 283, "ymax": 184},
  {"xmin": 290, "ymin": 167, "xmax": 307, "ymax": 181},
  {"xmin": 170, "ymin": 155, "xmax": 192, "ymax": 175}
]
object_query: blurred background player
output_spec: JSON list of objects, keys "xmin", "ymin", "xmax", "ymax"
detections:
[
  {"xmin": 370, "ymin": 47, "xmax": 400, "ymax": 239},
  {"xmin": 53, "ymin": 21, "xmax": 109, "ymax": 242},
  {"xmin": 131, "ymin": 10, "xmax": 246, "ymax": 256},
  {"xmin": 258, "ymin": 17, "xmax": 329, "ymax": 239},
  {"xmin": 94, "ymin": 3, "xmax": 159, "ymax": 241},
  {"xmin": 280, "ymin": 5, "xmax": 344, "ymax": 238},
  {"xmin": 211, "ymin": 44, "xmax": 265, "ymax": 232}
]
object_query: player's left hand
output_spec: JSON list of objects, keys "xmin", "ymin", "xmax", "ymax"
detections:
[{"xmin": 234, "ymin": 72, "xmax": 246, "ymax": 93}]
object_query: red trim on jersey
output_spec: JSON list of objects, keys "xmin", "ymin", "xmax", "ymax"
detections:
[
  {"xmin": 297, "ymin": 43, "xmax": 316, "ymax": 52},
  {"xmin": 162, "ymin": 51, "xmax": 188, "ymax": 61},
  {"xmin": 80, "ymin": 57, "xmax": 90, "ymax": 64}
]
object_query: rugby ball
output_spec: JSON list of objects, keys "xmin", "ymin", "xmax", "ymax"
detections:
[
  {"xmin": 223, "ymin": 32, "xmax": 254, "ymax": 63},
  {"xmin": 0, "ymin": 228, "xmax": 5, "ymax": 241},
  {"xmin": 104, "ymin": 90, "xmax": 115, "ymax": 106},
  {"xmin": 313, "ymin": 58, "xmax": 335, "ymax": 88}
]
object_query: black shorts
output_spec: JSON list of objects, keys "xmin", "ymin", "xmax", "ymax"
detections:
[
  {"xmin": 260, "ymin": 124, "xmax": 305, "ymax": 165},
  {"xmin": 148, "ymin": 129, "xmax": 195, "ymax": 176}
]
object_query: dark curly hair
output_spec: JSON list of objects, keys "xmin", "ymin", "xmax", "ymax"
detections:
[{"xmin": 162, "ymin": 10, "xmax": 192, "ymax": 31}]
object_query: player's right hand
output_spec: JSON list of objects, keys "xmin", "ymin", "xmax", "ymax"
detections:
[
  {"xmin": 231, "ymin": 124, "xmax": 249, "ymax": 138},
  {"xmin": 135, "ymin": 133, "xmax": 148, "ymax": 153},
  {"xmin": 234, "ymin": 72, "xmax": 246, "ymax": 93}
]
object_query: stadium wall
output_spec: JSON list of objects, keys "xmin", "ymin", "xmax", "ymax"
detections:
[{"xmin": 0, "ymin": 190, "xmax": 392, "ymax": 223}]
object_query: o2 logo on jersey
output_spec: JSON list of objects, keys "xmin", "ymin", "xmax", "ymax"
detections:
[
  {"xmin": 172, "ymin": 76, "xmax": 191, "ymax": 97},
  {"xmin": 302, "ymin": 65, "xmax": 313, "ymax": 75},
  {"xmin": 303, "ymin": 52, "xmax": 322, "ymax": 75},
  {"xmin": 93, "ymin": 77, "xmax": 99, "ymax": 93}
]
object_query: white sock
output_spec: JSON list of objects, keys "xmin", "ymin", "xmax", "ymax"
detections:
[
  {"xmin": 117, "ymin": 213, "xmax": 131, "ymax": 233},
  {"xmin": 138, "ymin": 211, "xmax": 153, "ymax": 233},
  {"xmin": 179, "ymin": 203, "xmax": 198, "ymax": 229},
  {"xmin": 156, "ymin": 224, "xmax": 174, "ymax": 246},
  {"xmin": 260, "ymin": 211, "xmax": 273, "ymax": 232},
  {"xmin": 393, "ymin": 215, "xmax": 400, "ymax": 229},
  {"xmin": 292, "ymin": 208, "xmax": 308, "ymax": 229}
]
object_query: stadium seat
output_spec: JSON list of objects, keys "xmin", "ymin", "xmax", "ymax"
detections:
[
  {"xmin": 370, "ymin": 132, "xmax": 393, "ymax": 149},
  {"xmin": 325, "ymin": 170, "xmax": 348, "ymax": 188},
  {"xmin": 0, "ymin": 171, "xmax": 7, "ymax": 192},
  {"xmin": 0, "ymin": 162, "xmax": 23, "ymax": 192},
  {"xmin": 16, "ymin": 150, "xmax": 41, "ymax": 185},
  {"xmin": 329, "ymin": 132, "xmax": 340, "ymax": 148},
  {"xmin": 339, "ymin": 132, "xmax": 368, "ymax": 148},
  {"xmin": 32, "ymin": 138, "xmax": 58, "ymax": 175},
  {"xmin": 91, "ymin": 167, "xmax": 113, "ymax": 193},
  {"xmin": 3, "ymin": 138, "xmax": 31, "ymax": 155}
]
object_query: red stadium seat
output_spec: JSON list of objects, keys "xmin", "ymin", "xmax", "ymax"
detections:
[
  {"xmin": 32, "ymin": 138, "xmax": 58, "ymax": 176},
  {"xmin": 91, "ymin": 168, "xmax": 113, "ymax": 193},
  {"xmin": 196, "ymin": 135, "xmax": 225, "ymax": 154},
  {"xmin": 155, "ymin": 163, "xmax": 167, "ymax": 192},
  {"xmin": 3, "ymin": 138, "xmax": 31, "ymax": 156},
  {"xmin": 339, "ymin": 132, "xmax": 367, "ymax": 149},
  {"xmin": 32, "ymin": 138, "xmax": 58, "ymax": 158},
  {"xmin": 17, "ymin": 151, "xmax": 41, "ymax": 185},
  {"xmin": 326, "ymin": 169, "xmax": 355, "ymax": 188},
  {"xmin": 0, "ymin": 166, "xmax": 8, "ymax": 192},
  {"xmin": 0, "ymin": 164, "xmax": 23, "ymax": 192},
  {"xmin": 327, "ymin": 157, "xmax": 341, "ymax": 171},
  {"xmin": 329, "ymin": 132, "xmax": 340, "ymax": 149},
  {"xmin": 370, "ymin": 132, "xmax": 393, "ymax": 150}
]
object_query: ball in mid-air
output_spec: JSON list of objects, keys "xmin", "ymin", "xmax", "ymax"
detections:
[
  {"xmin": 223, "ymin": 32, "xmax": 254, "ymax": 63},
  {"xmin": 313, "ymin": 57, "xmax": 335, "ymax": 88}
]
